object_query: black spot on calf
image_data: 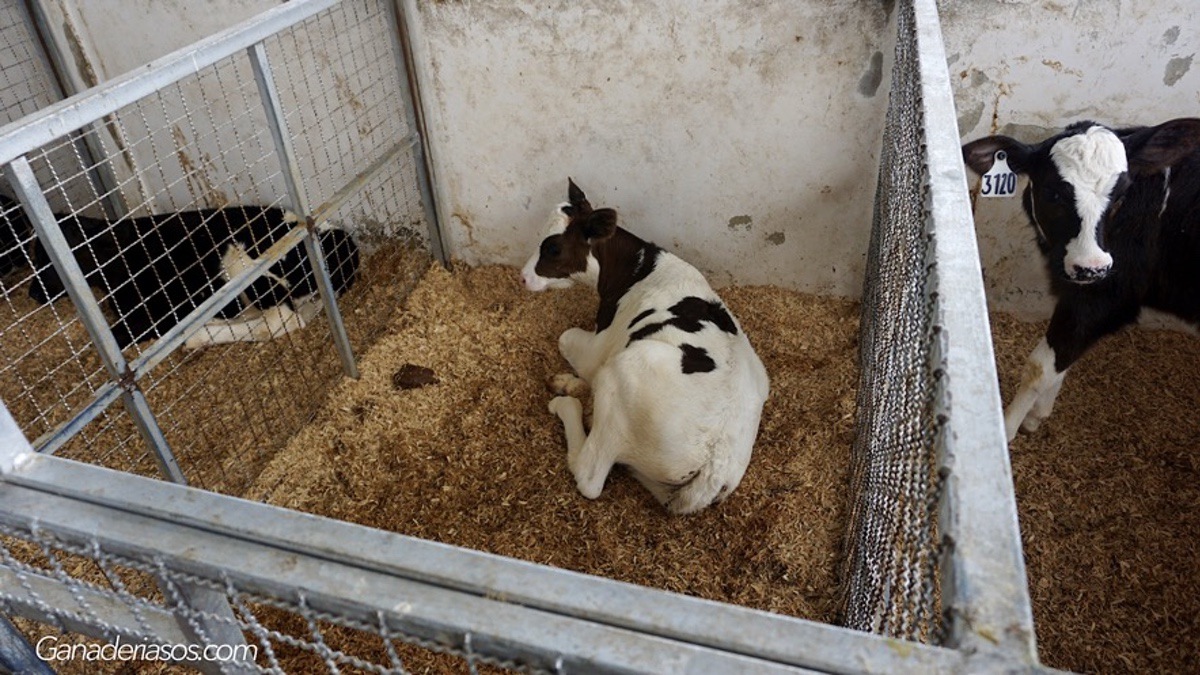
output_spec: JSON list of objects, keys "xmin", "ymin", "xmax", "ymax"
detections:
[
  {"xmin": 680, "ymin": 344, "xmax": 717, "ymax": 374},
  {"xmin": 627, "ymin": 296, "xmax": 739, "ymax": 343},
  {"xmin": 628, "ymin": 308, "xmax": 656, "ymax": 330}
]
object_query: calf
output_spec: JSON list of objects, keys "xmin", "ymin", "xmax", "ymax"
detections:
[
  {"xmin": 21, "ymin": 202, "xmax": 358, "ymax": 349},
  {"xmin": 963, "ymin": 118, "xmax": 1200, "ymax": 441},
  {"xmin": 522, "ymin": 179, "xmax": 769, "ymax": 514}
]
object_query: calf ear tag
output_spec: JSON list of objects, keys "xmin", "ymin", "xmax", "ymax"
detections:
[{"xmin": 979, "ymin": 150, "xmax": 1018, "ymax": 198}]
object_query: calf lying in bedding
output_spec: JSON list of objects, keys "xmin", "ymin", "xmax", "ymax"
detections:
[{"xmin": 521, "ymin": 179, "xmax": 769, "ymax": 514}]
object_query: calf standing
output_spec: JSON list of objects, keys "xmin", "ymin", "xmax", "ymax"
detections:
[
  {"xmin": 963, "ymin": 118, "xmax": 1200, "ymax": 440},
  {"xmin": 522, "ymin": 179, "xmax": 769, "ymax": 514}
]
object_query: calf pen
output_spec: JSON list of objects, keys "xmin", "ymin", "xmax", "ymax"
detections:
[{"xmin": 0, "ymin": 0, "xmax": 1046, "ymax": 673}]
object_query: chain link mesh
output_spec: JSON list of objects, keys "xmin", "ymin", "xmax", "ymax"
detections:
[
  {"xmin": 0, "ymin": 523, "xmax": 535, "ymax": 674},
  {"xmin": 837, "ymin": 0, "xmax": 945, "ymax": 644}
]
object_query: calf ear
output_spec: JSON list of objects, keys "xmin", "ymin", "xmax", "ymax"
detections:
[
  {"xmin": 1123, "ymin": 118, "xmax": 1200, "ymax": 175},
  {"xmin": 583, "ymin": 208, "xmax": 618, "ymax": 241},
  {"xmin": 567, "ymin": 177, "xmax": 591, "ymax": 210},
  {"xmin": 962, "ymin": 136, "xmax": 1033, "ymax": 175}
]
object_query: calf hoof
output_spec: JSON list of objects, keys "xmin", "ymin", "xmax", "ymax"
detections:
[
  {"xmin": 547, "ymin": 373, "xmax": 588, "ymax": 397},
  {"xmin": 548, "ymin": 395, "xmax": 582, "ymax": 418},
  {"xmin": 1020, "ymin": 415, "xmax": 1044, "ymax": 434}
]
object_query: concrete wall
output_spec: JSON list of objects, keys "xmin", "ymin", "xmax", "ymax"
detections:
[
  {"xmin": 401, "ymin": 0, "xmax": 893, "ymax": 295},
  {"xmin": 941, "ymin": 0, "xmax": 1200, "ymax": 318},
  {"xmin": 28, "ymin": 0, "xmax": 1198, "ymax": 309}
]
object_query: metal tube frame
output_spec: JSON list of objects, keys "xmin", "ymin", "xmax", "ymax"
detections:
[
  {"xmin": 0, "ymin": 0, "xmax": 1059, "ymax": 673},
  {"xmin": 247, "ymin": 41, "xmax": 358, "ymax": 380},
  {"xmin": 385, "ymin": 0, "xmax": 447, "ymax": 265},
  {"xmin": 6, "ymin": 157, "xmax": 186, "ymax": 485},
  {"xmin": 910, "ymin": 0, "xmax": 1040, "ymax": 665}
]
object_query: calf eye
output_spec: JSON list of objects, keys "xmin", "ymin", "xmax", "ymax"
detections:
[{"xmin": 541, "ymin": 237, "xmax": 562, "ymax": 258}]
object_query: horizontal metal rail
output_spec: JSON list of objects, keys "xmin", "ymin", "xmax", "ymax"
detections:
[
  {"xmin": 0, "ymin": 449, "xmax": 966, "ymax": 673},
  {"xmin": 0, "ymin": 0, "xmax": 338, "ymax": 167}
]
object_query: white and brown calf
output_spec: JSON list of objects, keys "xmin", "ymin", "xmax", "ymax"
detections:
[
  {"xmin": 522, "ymin": 179, "xmax": 769, "ymax": 514},
  {"xmin": 963, "ymin": 118, "xmax": 1200, "ymax": 441}
]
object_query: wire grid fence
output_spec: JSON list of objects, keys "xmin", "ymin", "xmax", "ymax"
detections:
[
  {"xmin": 0, "ymin": 0, "xmax": 107, "ymax": 219},
  {"xmin": 0, "ymin": 0, "xmax": 432, "ymax": 497},
  {"xmin": 0, "ymin": 521, "xmax": 520, "ymax": 675},
  {"xmin": 837, "ymin": 0, "xmax": 946, "ymax": 644},
  {"xmin": 0, "ymin": 0, "xmax": 1040, "ymax": 673}
]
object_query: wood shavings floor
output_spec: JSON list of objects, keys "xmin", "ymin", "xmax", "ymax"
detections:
[
  {"xmin": 247, "ymin": 262, "xmax": 861, "ymax": 624},
  {"xmin": 991, "ymin": 313, "xmax": 1200, "ymax": 675}
]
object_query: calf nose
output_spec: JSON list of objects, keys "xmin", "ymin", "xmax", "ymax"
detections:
[{"xmin": 1070, "ymin": 263, "xmax": 1111, "ymax": 283}]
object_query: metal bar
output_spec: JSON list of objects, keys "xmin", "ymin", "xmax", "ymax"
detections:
[
  {"xmin": 248, "ymin": 41, "xmax": 358, "ymax": 379},
  {"xmin": 6, "ymin": 158, "xmax": 185, "ymax": 485},
  {"xmin": 0, "ymin": 566, "xmax": 190, "ymax": 646},
  {"xmin": 246, "ymin": 42, "xmax": 309, "ymax": 217},
  {"xmin": 0, "ymin": 399, "xmax": 33, "ymax": 474},
  {"xmin": 309, "ymin": 137, "xmax": 413, "ymax": 226},
  {"xmin": 0, "ymin": 460, "xmax": 966, "ymax": 675},
  {"xmin": 0, "ymin": 612, "xmax": 54, "ymax": 675},
  {"xmin": 5, "ymin": 452, "xmax": 965, "ymax": 675},
  {"xmin": 911, "ymin": 0, "xmax": 1039, "ymax": 666},
  {"xmin": 388, "ymin": 0, "xmax": 447, "ymax": 265},
  {"xmin": 0, "ymin": 0, "xmax": 340, "ymax": 168}
]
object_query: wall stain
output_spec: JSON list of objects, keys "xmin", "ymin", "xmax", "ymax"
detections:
[
  {"xmin": 1040, "ymin": 59, "xmax": 1083, "ymax": 78},
  {"xmin": 1163, "ymin": 26, "xmax": 1180, "ymax": 46},
  {"xmin": 453, "ymin": 210, "xmax": 477, "ymax": 248},
  {"xmin": 766, "ymin": 231, "xmax": 785, "ymax": 245},
  {"xmin": 1164, "ymin": 54, "xmax": 1193, "ymax": 87},
  {"xmin": 59, "ymin": 14, "xmax": 98, "ymax": 88},
  {"xmin": 727, "ymin": 215, "xmax": 752, "ymax": 231},
  {"xmin": 857, "ymin": 51, "xmax": 884, "ymax": 97},
  {"xmin": 172, "ymin": 126, "xmax": 228, "ymax": 209}
]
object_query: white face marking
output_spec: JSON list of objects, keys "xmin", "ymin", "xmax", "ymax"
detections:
[
  {"xmin": 1050, "ymin": 126, "xmax": 1126, "ymax": 280},
  {"xmin": 521, "ymin": 204, "xmax": 598, "ymax": 291}
]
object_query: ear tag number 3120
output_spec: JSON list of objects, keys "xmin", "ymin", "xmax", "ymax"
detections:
[{"xmin": 980, "ymin": 150, "xmax": 1018, "ymax": 198}]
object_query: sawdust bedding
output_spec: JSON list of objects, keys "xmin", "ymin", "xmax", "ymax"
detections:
[
  {"xmin": 990, "ymin": 313, "xmax": 1200, "ymax": 675},
  {"xmin": 247, "ymin": 262, "xmax": 861, "ymax": 624}
]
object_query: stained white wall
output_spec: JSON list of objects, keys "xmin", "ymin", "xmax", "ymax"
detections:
[
  {"xmin": 30, "ymin": 0, "xmax": 1197, "ymax": 307},
  {"xmin": 401, "ymin": 0, "xmax": 893, "ymax": 295},
  {"xmin": 941, "ymin": 0, "xmax": 1200, "ymax": 318}
]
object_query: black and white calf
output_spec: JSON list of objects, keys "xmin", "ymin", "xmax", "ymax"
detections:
[
  {"xmin": 18, "ymin": 202, "xmax": 358, "ymax": 349},
  {"xmin": 522, "ymin": 179, "xmax": 769, "ymax": 514},
  {"xmin": 963, "ymin": 118, "xmax": 1200, "ymax": 440}
]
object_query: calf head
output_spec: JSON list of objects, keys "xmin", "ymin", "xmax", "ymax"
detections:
[
  {"xmin": 963, "ymin": 118, "xmax": 1200, "ymax": 284},
  {"xmin": 521, "ymin": 179, "xmax": 616, "ymax": 291}
]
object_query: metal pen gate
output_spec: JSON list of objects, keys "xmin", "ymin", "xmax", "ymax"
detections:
[{"xmin": 0, "ymin": 0, "xmax": 1052, "ymax": 673}]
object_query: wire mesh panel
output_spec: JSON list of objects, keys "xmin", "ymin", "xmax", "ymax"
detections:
[
  {"xmin": 0, "ymin": 0, "xmax": 433, "ymax": 496},
  {"xmin": 837, "ymin": 0, "xmax": 945, "ymax": 643}
]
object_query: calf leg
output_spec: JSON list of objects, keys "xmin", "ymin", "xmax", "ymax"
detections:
[
  {"xmin": 1004, "ymin": 337, "xmax": 1067, "ymax": 440},
  {"xmin": 557, "ymin": 327, "xmax": 606, "ymax": 381},
  {"xmin": 1005, "ymin": 297, "xmax": 1136, "ymax": 441},
  {"xmin": 547, "ymin": 395, "xmax": 614, "ymax": 499},
  {"xmin": 184, "ymin": 304, "xmax": 306, "ymax": 350}
]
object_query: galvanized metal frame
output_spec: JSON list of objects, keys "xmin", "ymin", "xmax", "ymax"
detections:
[
  {"xmin": 0, "ymin": 0, "xmax": 1058, "ymax": 673},
  {"xmin": 911, "ymin": 0, "xmax": 1039, "ymax": 664}
]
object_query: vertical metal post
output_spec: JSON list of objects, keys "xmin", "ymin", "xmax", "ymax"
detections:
[
  {"xmin": 247, "ymin": 40, "xmax": 359, "ymax": 379},
  {"xmin": 7, "ymin": 157, "xmax": 185, "ymax": 484},
  {"xmin": 386, "ymin": 0, "xmax": 447, "ymax": 265}
]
